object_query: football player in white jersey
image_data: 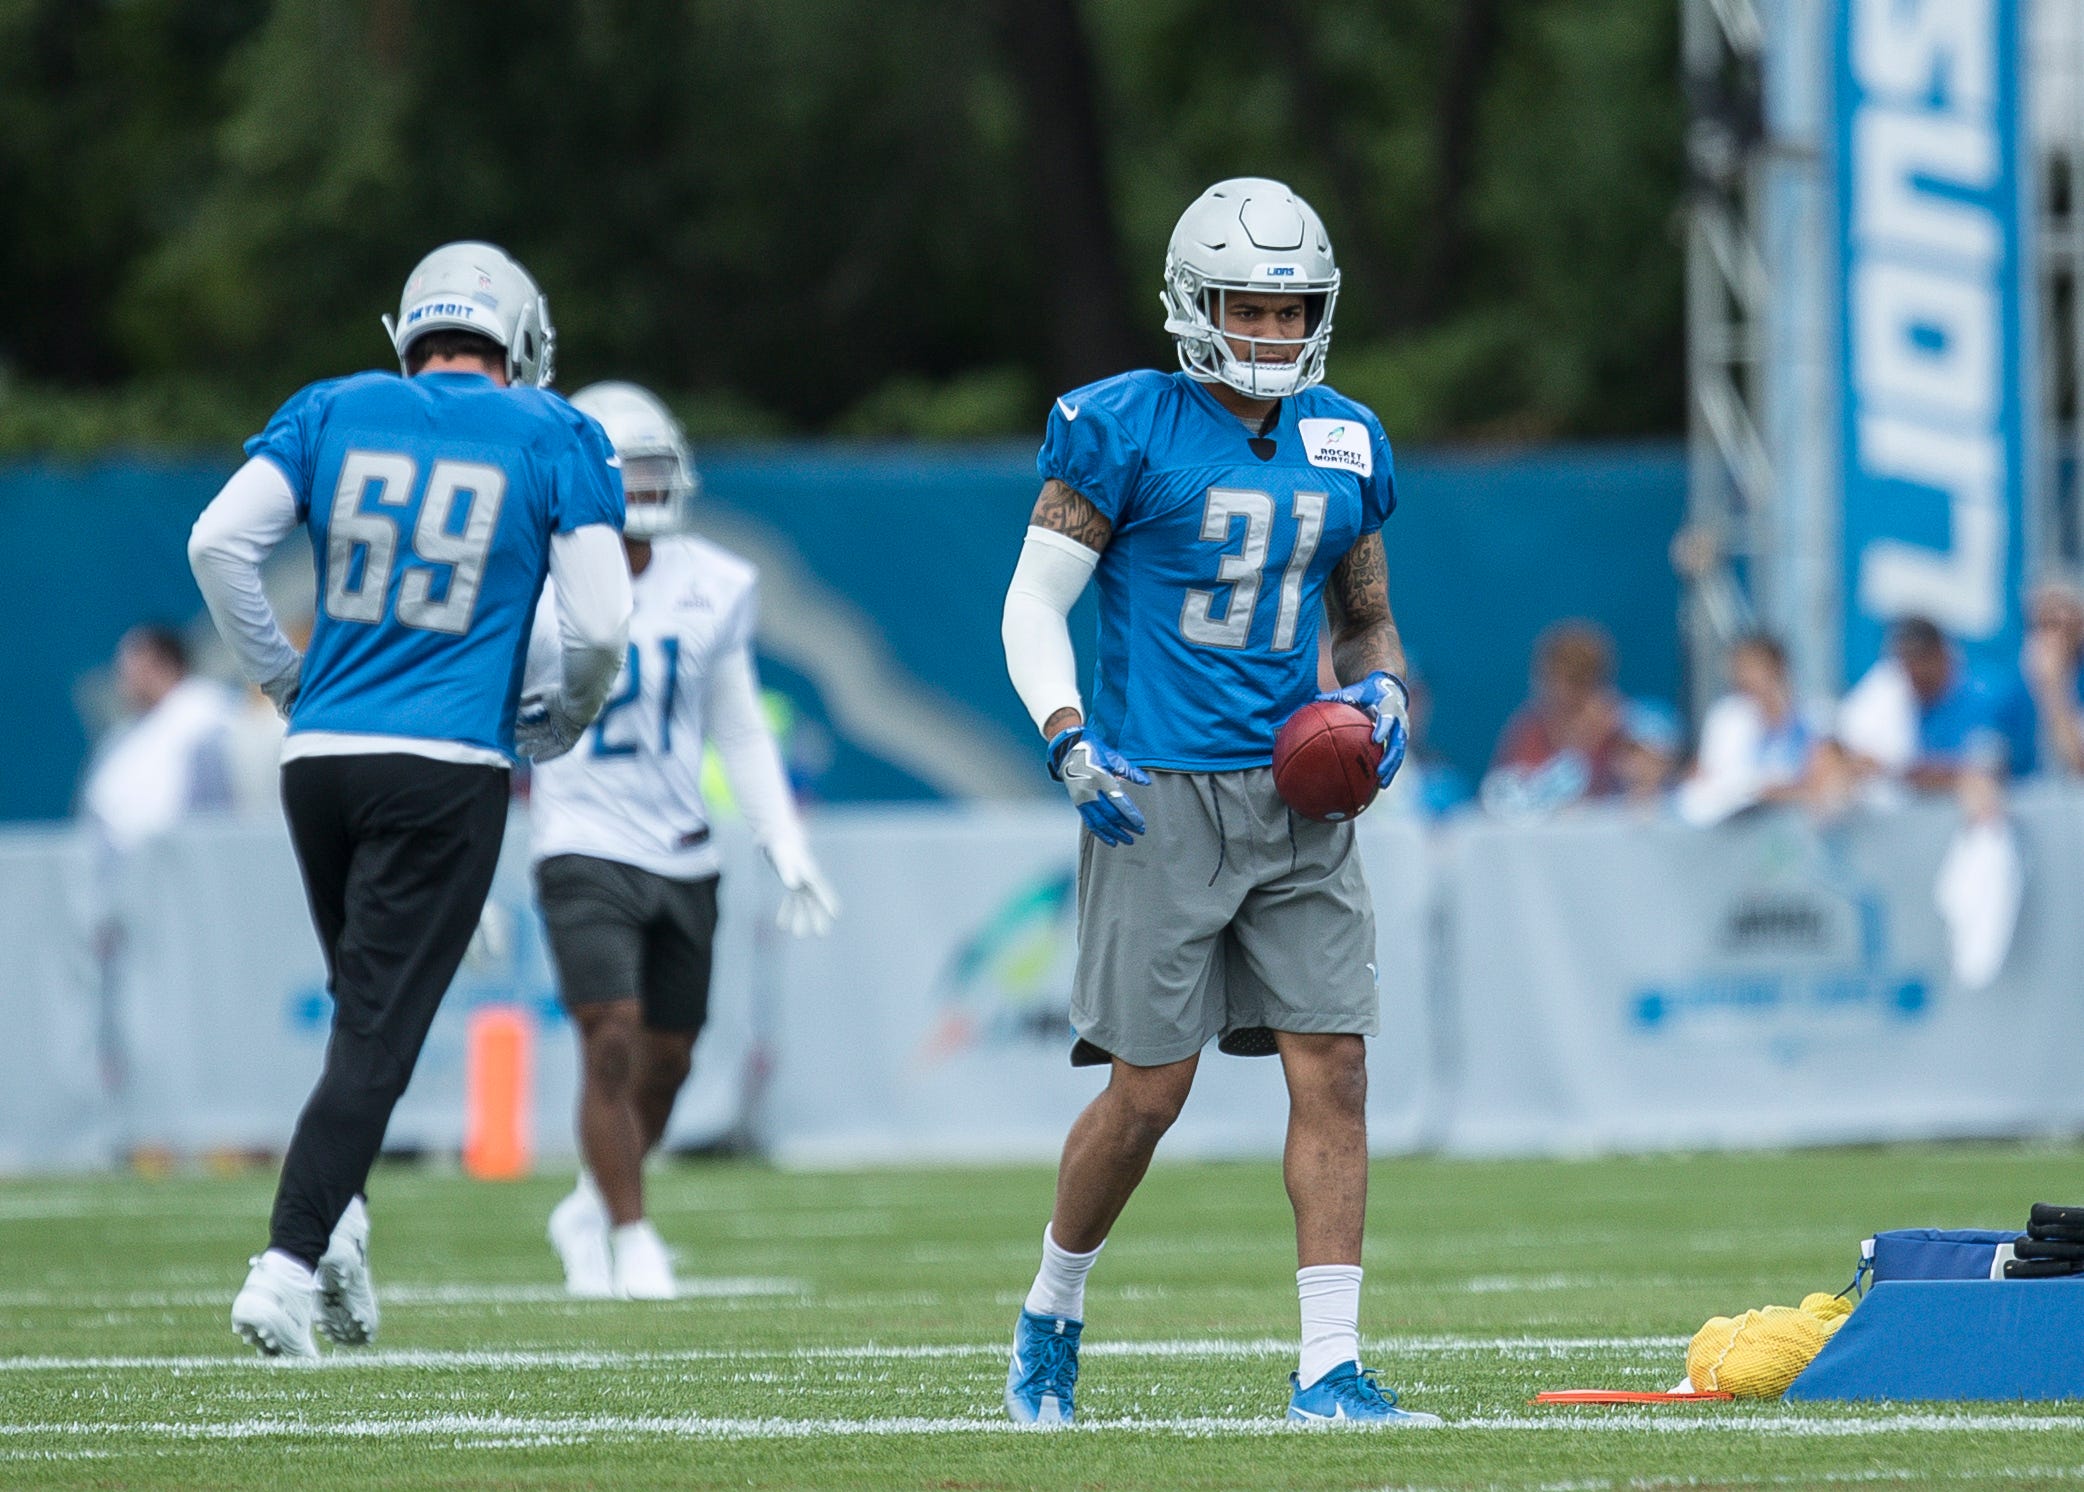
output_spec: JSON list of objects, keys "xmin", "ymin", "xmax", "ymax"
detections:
[{"xmin": 526, "ymin": 381, "xmax": 839, "ymax": 1299}]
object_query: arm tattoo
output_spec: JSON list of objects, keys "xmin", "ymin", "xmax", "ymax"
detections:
[
  {"xmin": 1324, "ymin": 531, "xmax": 1405, "ymax": 684},
  {"xmin": 1030, "ymin": 479, "xmax": 1113, "ymax": 553}
]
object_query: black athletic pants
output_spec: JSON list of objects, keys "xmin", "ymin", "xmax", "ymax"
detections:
[{"xmin": 269, "ymin": 753, "xmax": 509, "ymax": 1266}]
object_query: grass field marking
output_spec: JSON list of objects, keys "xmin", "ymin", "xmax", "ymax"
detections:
[
  {"xmin": 1463, "ymin": 1410, "xmax": 2084, "ymax": 1435},
  {"xmin": 1361, "ymin": 1469, "xmax": 2084, "ymax": 1492},
  {"xmin": 1489, "ymin": 1466, "xmax": 2084, "ymax": 1492},
  {"xmin": 382, "ymin": 1278, "xmax": 806, "ymax": 1303},
  {"xmin": 1455, "ymin": 1273, "xmax": 1684, "ymax": 1294},
  {"xmin": 1615, "ymin": 1468, "xmax": 2084, "ymax": 1489},
  {"xmin": 6, "ymin": 1409, "xmax": 2084, "ymax": 1445},
  {"xmin": 0, "ymin": 1413, "xmax": 1175, "ymax": 1442},
  {"xmin": 0, "ymin": 1277, "xmax": 803, "ymax": 1309},
  {"xmin": 0, "ymin": 1448, "xmax": 115, "ymax": 1463},
  {"xmin": 0, "ymin": 1332, "xmax": 1685, "ymax": 1376}
]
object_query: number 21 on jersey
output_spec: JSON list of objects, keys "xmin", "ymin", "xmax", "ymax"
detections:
[
  {"xmin": 323, "ymin": 450, "xmax": 505, "ymax": 636},
  {"xmin": 591, "ymin": 638, "xmax": 682, "ymax": 758}
]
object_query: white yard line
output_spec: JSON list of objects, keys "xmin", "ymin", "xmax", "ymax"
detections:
[
  {"xmin": 0, "ymin": 1278, "xmax": 802, "ymax": 1309},
  {"xmin": 384, "ymin": 1279, "xmax": 804, "ymax": 1303},
  {"xmin": 0, "ymin": 1409, "xmax": 2081, "ymax": 1444},
  {"xmin": 1462, "ymin": 1410, "xmax": 2084, "ymax": 1434},
  {"xmin": 0, "ymin": 1333, "xmax": 1684, "ymax": 1375},
  {"xmin": 1367, "ymin": 1469, "xmax": 2084, "ymax": 1492}
]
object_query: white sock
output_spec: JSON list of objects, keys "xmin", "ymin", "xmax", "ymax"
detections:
[
  {"xmin": 612, "ymin": 1220, "xmax": 660, "ymax": 1251},
  {"xmin": 575, "ymin": 1170, "xmax": 605, "ymax": 1212},
  {"xmin": 1023, "ymin": 1226, "xmax": 1103, "ymax": 1321},
  {"xmin": 1297, "ymin": 1264, "xmax": 1363, "ymax": 1388},
  {"xmin": 261, "ymin": 1248, "xmax": 316, "ymax": 1289}
]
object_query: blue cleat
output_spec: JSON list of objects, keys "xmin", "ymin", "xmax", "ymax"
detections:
[
  {"xmin": 1287, "ymin": 1362, "xmax": 1444, "ymax": 1427},
  {"xmin": 1005, "ymin": 1309, "xmax": 1082, "ymax": 1426}
]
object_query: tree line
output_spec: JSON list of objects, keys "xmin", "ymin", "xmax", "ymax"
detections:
[{"xmin": 0, "ymin": 0, "xmax": 1683, "ymax": 452}]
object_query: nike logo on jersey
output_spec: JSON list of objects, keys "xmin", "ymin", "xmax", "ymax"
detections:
[
  {"xmin": 1056, "ymin": 398, "xmax": 1080, "ymax": 421},
  {"xmin": 1297, "ymin": 418, "xmax": 1372, "ymax": 478},
  {"xmin": 605, "ymin": 454, "xmax": 623, "ymax": 468}
]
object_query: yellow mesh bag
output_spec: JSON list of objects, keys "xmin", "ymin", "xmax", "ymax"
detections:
[{"xmin": 1686, "ymin": 1292, "xmax": 1855, "ymax": 1398}]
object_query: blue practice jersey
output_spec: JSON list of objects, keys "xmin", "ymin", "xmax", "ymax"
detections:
[
  {"xmin": 246, "ymin": 370, "xmax": 624, "ymax": 757},
  {"xmin": 1039, "ymin": 370, "xmax": 1397, "ymax": 770}
]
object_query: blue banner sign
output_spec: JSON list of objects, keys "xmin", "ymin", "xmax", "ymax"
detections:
[{"xmin": 1836, "ymin": 0, "xmax": 2030, "ymax": 679}]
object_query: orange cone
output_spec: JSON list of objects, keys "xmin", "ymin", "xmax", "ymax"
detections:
[{"xmin": 463, "ymin": 1004, "xmax": 533, "ymax": 1180}]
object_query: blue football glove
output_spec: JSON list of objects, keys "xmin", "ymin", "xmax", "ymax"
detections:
[
  {"xmin": 1047, "ymin": 726, "xmax": 1151, "ymax": 846},
  {"xmin": 1316, "ymin": 670, "xmax": 1411, "ymax": 790}
]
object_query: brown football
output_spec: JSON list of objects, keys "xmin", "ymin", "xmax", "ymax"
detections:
[{"xmin": 1272, "ymin": 699, "xmax": 1383, "ymax": 821}]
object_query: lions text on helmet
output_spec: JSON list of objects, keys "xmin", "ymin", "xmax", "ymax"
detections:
[
  {"xmin": 382, "ymin": 241, "xmax": 558, "ymax": 389},
  {"xmin": 1161, "ymin": 177, "xmax": 1339, "ymax": 403},
  {"xmin": 569, "ymin": 382, "xmax": 699, "ymax": 541}
]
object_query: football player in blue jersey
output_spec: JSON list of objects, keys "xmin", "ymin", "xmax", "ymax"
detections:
[
  {"xmin": 998, "ymin": 179, "xmax": 1440, "ymax": 1428},
  {"xmin": 189, "ymin": 242, "xmax": 633, "ymax": 1358}
]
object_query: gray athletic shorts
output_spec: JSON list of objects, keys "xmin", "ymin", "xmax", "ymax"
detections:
[
  {"xmin": 534, "ymin": 854, "xmax": 719, "ymax": 1034},
  {"xmin": 1070, "ymin": 767, "xmax": 1379, "ymax": 1067}
]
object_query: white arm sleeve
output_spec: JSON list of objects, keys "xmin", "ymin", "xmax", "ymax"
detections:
[
  {"xmin": 707, "ymin": 639, "xmax": 805, "ymax": 854},
  {"xmin": 187, "ymin": 457, "xmax": 303, "ymax": 695},
  {"xmin": 1001, "ymin": 526, "xmax": 1100, "ymax": 735},
  {"xmin": 547, "ymin": 523, "xmax": 633, "ymax": 724}
]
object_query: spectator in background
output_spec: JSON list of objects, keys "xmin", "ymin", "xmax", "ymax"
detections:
[
  {"xmin": 76, "ymin": 624, "xmax": 238, "ymax": 1110},
  {"xmin": 1677, "ymin": 634, "xmax": 1816, "ymax": 825},
  {"xmin": 1615, "ymin": 698, "xmax": 1681, "ymax": 813},
  {"xmin": 1838, "ymin": 617, "xmax": 2000, "ymax": 794},
  {"xmin": 1991, "ymin": 578, "xmax": 2084, "ymax": 778},
  {"xmin": 79, "ymin": 624, "xmax": 237, "ymax": 852},
  {"xmin": 1482, "ymin": 620, "xmax": 1625, "ymax": 815}
]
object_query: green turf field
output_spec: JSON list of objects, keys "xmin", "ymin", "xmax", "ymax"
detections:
[{"xmin": 2, "ymin": 1145, "xmax": 2081, "ymax": 1490}]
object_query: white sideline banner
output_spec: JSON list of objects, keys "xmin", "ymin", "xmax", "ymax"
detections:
[
  {"xmin": 109, "ymin": 814, "xmax": 763, "ymax": 1159},
  {"xmin": 755, "ymin": 806, "xmax": 1438, "ymax": 1165},
  {"xmin": 12, "ymin": 795, "xmax": 2084, "ymax": 1172},
  {"xmin": 1438, "ymin": 793, "xmax": 2084, "ymax": 1154},
  {"xmin": 0, "ymin": 829, "xmax": 110, "ymax": 1170}
]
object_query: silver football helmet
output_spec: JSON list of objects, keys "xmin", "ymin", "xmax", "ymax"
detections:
[
  {"xmin": 382, "ymin": 241, "xmax": 557, "ymax": 388},
  {"xmin": 570, "ymin": 381, "xmax": 698, "ymax": 539},
  {"xmin": 1160, "ymin": 178, "xmax": 1339, "ymax": 399}
]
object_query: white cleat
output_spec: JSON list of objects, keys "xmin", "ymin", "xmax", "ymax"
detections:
[
  {"xmin": 231, "ymin": 1251, "xmax": 319, "ymax": 1360},
  {"xmin": 315, "ymin": 1195, "xmax": 380, "ymax": 1346},
  {"xmin": 548, "ymin": 1183, "xmax": 615, "ymax": 1299},
  {"xmin": 611, "ymin": 1220, "xmax": 678, "ymax": 1301}
]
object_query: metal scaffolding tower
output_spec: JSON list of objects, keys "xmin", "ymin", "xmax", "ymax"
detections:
[
  {"xmin": 1680, "ymin": 0, "xmax": 1772, "ymax": 716},
  {"xmin": 2038, "ymin": 0, "xmax": 2084, "ymax": 577},
  {"xmin": 1682, "ymin": 0, "xmax": 2084, "ymax": 713}
]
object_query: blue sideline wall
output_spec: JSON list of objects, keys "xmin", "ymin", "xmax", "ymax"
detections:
[{"xmin": 0, "ymin": 441, "xmax": 1683, "ymax": 823}]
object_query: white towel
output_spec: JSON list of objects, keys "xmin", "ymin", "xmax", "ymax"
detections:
[
  {"xmin": 1838, "ymin": 658, "xmax": 1918, "ymax": 773},
  {"xmin": 1934, "ymin": 818, "xmax": 2024, "ymax": 990}
]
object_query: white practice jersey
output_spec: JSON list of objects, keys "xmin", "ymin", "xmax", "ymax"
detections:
[{"xmin": 527, "ymin": 535, "xmax": 760, "ymax": 879}]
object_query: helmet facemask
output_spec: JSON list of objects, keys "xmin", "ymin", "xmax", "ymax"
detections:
[
  {"xmin": 618, "ymin": 450, "xmax": 697, "ymax": 540},
  {"xmin": 1164, "ymin": 270, "xmax": 1338, "ymax": 400},
  {"xmin": 569, "ymin": 381, "xmax": 701, "ymax": 541},
  {"xmin": 1159, "ymin": 177, "xmax": 1341, "ymax": 400}
]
